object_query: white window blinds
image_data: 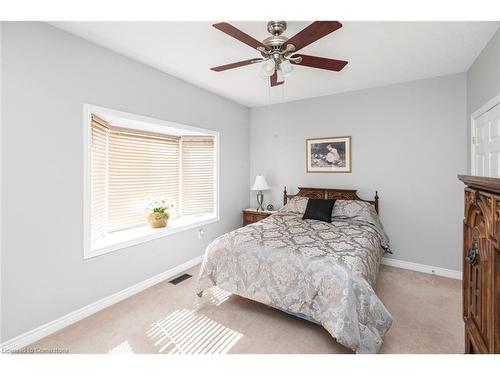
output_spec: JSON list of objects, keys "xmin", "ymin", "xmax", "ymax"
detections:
[
  {"xmin": 90, "ymin": 116, "xmax": 109, "ymax": 242},
  {"xmin": 181, "ymin": 136, "xmax": 215, "ymax": 215},
  {"xmin": 90, "ymin": 114, "xmax": 216, "ymax": 243},
  {"xmin": 108, "ymin": 127, "xmax": 180, "ymax": 232}
]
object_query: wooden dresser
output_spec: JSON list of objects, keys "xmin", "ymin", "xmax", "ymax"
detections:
[{"xmin": 458, "ymin": 175, "xmax": 500, "ymax": 354}]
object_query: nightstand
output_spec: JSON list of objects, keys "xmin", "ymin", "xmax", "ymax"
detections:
[{"xmin": 242, "ymin": 208, "xmax": 276, "ymax": 226}]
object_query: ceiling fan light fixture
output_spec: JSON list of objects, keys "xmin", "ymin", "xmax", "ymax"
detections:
[
  {"xmin": 260, "ymin": 59, "xmax": 276, "ymax": 77},
  {"xmin": 280, "ymin": 60, "xmax": 294, "ymax": 77},
  {"xmin": 276, "ymin": 68, "xmax": 284, "ymax": 83}
]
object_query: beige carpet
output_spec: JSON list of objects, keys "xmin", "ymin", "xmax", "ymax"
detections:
[{"xmin": 29, "ymin": 264, "xmax": 463, "ymax": 354}]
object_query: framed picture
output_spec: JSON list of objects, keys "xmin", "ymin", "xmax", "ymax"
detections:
[{"xmin": 306, "ymin": 136, "xmax": 351, "ymax": 173}]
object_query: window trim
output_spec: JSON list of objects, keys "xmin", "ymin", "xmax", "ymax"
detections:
[{"xmin": 83, "ymin": 104, "xmax": 220, "ymax": 259}]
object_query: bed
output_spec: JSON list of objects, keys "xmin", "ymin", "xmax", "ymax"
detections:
[{"xmin": 196, "ymin": 187, "xmax": 393, "ymax": 353}]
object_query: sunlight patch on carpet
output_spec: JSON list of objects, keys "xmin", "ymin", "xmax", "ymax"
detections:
[
  {"xmin": 147, "ymin": 309, "xmax": 242, "ymax": 354},
  {"xmin": 208, "ymin": 287, "xmax": 232, "ymax": 306},
  {"xmin": 108, "ymin": 340, "xmax": 135, "ymax": 354}
]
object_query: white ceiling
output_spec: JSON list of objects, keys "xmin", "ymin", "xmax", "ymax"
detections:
[{"xmin": 52, "ymin": 21, "xmax": 498, "ymax": 107}]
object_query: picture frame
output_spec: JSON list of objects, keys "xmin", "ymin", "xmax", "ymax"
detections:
[{"xmin": 306, "ymin": 136, "xmax": 351, "ymax": 173}]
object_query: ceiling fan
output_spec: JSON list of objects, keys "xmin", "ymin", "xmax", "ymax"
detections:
[{"xmin": 210, "ymin": 21, "xmax": 348, "ymax": 87}]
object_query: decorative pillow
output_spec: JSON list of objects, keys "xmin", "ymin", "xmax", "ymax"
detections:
[
  {"xmin": 302, "ymin": 199, "xmax": 336, "ymax": 223},
  {"xmin": 278, "ymin": 196, "xmax": 309, "ymax": 214},
  {"xmin": 332, "ymin": 200, "xmax": 376, "ymax": 219}
]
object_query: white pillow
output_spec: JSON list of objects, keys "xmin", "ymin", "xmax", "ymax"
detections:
[
  {"xmin": 332, "ymin": 200, "xmax": 390, "ymax": 252},
  {"xmin": 279, "ymin": 196, "xmax": 309, "ymax": 214}
]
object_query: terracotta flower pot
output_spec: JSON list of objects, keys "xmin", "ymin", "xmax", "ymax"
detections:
[{"xmin": 149, "ymin": 211, "xmax": 169, "ymax": 228}]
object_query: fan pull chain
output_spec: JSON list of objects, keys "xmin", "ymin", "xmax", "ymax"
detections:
[{"xmin": 268, "ymin": 80, "xmax": 271, "ymax": 104}]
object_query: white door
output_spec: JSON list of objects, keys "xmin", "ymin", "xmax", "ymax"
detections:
[{"xmin": 472, "ymin": 101, "xmax": 500, "ymax": 177}]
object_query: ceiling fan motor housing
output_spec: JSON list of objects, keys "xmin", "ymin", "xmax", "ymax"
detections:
[
  {"xmin": 264, "ymin": 21, "xmax": 289, "ymax": 51},
  {"xmin": 266, "ymin": 21, "xmax": 287, "ymax": 36},
  {"xmin": 262, "ymin": 21, "xmax": 293, "ymax": 64},
  {"xmin": 263, "ymin": 35, "xmax": 288, "ymax": 50}
]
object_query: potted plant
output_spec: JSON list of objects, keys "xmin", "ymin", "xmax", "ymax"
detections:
[{"xmin": 145, "ymin": 197, "xmax": 174, "ymax": 228}]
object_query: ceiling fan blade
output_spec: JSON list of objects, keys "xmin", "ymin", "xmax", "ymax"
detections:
[
  {"xmin": 213, "ymin": 22, "xmax": 266, "ymax": 50},
  {"xmin": 211, "ymin": 58, "xmax": 264, "ymax": 72},
  {"xmin": 270, "ymin": 71, "xmax": 284, "ymax": 87},
  {"xmin": 291, "ymin": 54, "xmax": 348, "ymax": 71},
  {"xmin": 283, "ymin": 21, "xmax": 342, "ymax": 52}
]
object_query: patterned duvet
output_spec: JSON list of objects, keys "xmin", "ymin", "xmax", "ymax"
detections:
[{"xmin": 196, "ymin": 204, "xmax": 393, "ymax": 353}]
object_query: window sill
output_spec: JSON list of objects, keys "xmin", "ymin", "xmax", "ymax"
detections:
[{"xmin": 85, "ymin": 214, "xmax": 219, "ymax": 259}]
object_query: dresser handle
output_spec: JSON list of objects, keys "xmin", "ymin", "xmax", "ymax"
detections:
[
  {"xmin": 466, "ymin": 227, "xmax": 479, "ymax": 264},
  {"xmin": 466, "ymin": 246, "xmax": 477, "ymax": 264}
]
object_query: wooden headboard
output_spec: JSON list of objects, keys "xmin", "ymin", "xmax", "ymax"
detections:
[{"xmin": 283, "ymin": 186, "xmax": 379, "ymax": 214}]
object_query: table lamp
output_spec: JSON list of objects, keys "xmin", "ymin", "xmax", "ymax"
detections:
[{"xmin": 251, "ymin": 175, "xmax": 270, "ymax": 211}]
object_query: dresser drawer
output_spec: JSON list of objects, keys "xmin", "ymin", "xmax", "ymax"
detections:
[{"xmin": 243, "ymin": 211, "xmax": 270, "ymax": 226}]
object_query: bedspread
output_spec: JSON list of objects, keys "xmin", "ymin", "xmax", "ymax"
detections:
[{"xmin": 196, "ymin": 211, "xmax": 392, "ymax": 353}]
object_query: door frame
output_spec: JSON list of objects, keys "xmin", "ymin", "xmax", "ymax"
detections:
[{"xmin": 471, "ymin": 93, "xmax": 500, "ymax": 176}]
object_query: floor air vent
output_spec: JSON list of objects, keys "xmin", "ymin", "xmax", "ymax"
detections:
[{"xmin": 168, "ymin": 273, "xmax": 192, "ymax": 285}]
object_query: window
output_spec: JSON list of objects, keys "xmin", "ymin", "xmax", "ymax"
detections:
[
  {"xmin": 181, "ymin": 136, "xmax": 215, "ymax": 215},
  {"xmin": 85, "ymin": 106, "xmax": 218, "ymax": 258}
]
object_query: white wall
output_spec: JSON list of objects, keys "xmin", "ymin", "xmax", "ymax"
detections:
[
  {"xmin": 249, "ymin": 73, "xmax": 467, "ymax": 272},
  {"xmin": 467, "ymin": 29, "xmax": 500, "ymax": 172},
  {"xmin": 1, "ymin": 22, "xmax": 249, "ymax": 341}
]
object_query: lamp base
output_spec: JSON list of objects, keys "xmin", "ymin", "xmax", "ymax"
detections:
[{"xmin": 256, "ymin": 190, "xmax": 264, "ymax": 211}]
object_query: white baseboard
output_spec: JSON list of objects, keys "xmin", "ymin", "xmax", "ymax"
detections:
[
  {"xmin": 1, "ymin": 255, "xmax": 204, "ymax": 352},
  {"xmin": 381, "ymin": 257, "xmax": 462, "ymax": 280}
]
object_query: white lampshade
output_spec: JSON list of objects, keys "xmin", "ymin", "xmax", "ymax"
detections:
[{"xmin": 251, "ymin": 175, "xmax": 270, "ymax": 191}]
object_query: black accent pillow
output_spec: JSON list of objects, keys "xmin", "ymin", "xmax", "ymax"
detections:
[{"xmin": 302, "ymin": 199, "xmax": 336, "ymax": 223}]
